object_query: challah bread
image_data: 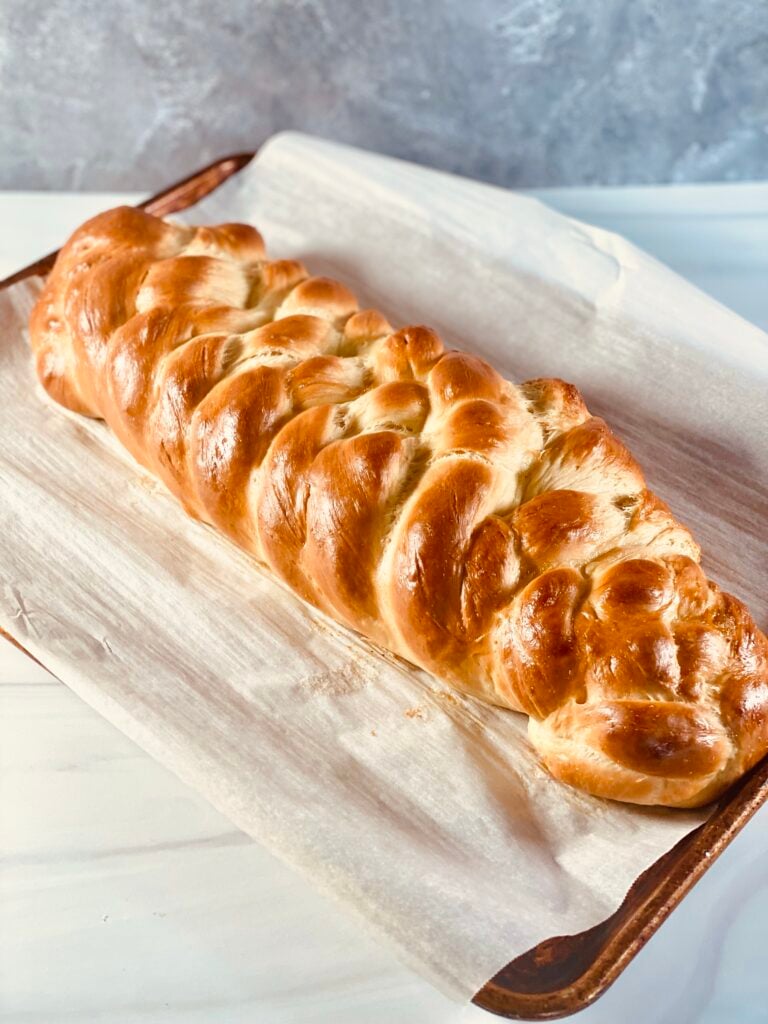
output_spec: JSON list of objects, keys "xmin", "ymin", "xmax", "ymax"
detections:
[{"xmin": 29, "ymin": 206, "xmax": 768, "ymax": 808}]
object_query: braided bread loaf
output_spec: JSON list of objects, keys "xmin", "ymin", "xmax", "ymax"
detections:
[{"xmin": 29, "ymin": 206, "xmax": 768, "ymax": 808}]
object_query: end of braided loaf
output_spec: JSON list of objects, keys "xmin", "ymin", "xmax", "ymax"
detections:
[{"xmin": 29, "ymin": 206, "xmax": 768, "ymax": 808}]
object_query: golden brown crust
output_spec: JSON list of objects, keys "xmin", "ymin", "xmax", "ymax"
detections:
[{"xmin": 28, "ymin": 206, "xmax": 768, "ymax": 807}]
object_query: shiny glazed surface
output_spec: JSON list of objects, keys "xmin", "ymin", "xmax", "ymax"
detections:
[{"xmin": 29, "ymin": 205, "xmax": 768, "ymax": 807}]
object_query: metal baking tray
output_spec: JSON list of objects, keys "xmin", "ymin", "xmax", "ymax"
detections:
[{"xmin": 3, "ymin": 151, "xmax": 767, "ymax": 1021}]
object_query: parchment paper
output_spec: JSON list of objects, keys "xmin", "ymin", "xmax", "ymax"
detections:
[{"xmin": 1, "ymin": 132, "xmax": 766, "ymax": 1000}]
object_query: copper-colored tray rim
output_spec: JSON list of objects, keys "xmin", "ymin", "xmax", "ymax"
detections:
[
  {"xmin": 3, "ymin": 150, "xmax": 767, "ymax": 1021},
  {"xmin": 0, "ymin": 152, "xmax": 255, "ymax": 288}
]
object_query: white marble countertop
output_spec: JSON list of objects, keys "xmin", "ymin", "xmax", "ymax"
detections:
[{"xmin": 2, "ymin": 184, "xmax": 767, "ymax": 1024}]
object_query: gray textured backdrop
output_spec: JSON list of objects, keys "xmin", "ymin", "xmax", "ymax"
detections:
[{"xmin": 1, "ymin": 0, "xmax": 766, "ymax": 191}]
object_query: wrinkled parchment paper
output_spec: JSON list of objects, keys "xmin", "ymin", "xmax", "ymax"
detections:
[{"xmin": 2, "ymin": 133, "xmax": 766, "ymax": 1000}]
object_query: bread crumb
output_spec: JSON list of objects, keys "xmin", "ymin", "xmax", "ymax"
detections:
[
  {"xmin": 300, "ymin": 661, "xmax": 367, "ymax": 697},
  {"xmin": 433, "ymin": 689, "xmax": 461, "ymax": 707}
]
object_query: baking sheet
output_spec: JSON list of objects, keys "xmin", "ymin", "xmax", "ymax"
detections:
[{"xmin": 1, "ymin": 132, "xmax": 766, "ymax": 1001}]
